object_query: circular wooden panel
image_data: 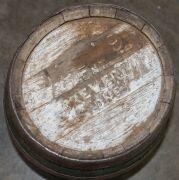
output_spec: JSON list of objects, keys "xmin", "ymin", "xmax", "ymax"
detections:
[
  {"xmin": 23, "ymin": 17, "xmax": 162, "ymax": 156},
  {"xmin": 5, "ymin": 4, "xmax": 175, "ymax": 179}
]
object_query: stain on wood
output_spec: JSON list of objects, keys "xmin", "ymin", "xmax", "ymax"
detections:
[{"xmin": 22, "ymin": 17, "xmax": 162, "ymax": 152}]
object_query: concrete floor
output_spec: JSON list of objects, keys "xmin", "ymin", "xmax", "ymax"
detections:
[{"xmin": 0, "ymin": 0, "xmax": 179, "ymax": 180}]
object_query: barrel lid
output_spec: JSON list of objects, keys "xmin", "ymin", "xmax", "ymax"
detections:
[{"xmin": 9, "ymin": 4, "xmax": 175, "ymax": 162}]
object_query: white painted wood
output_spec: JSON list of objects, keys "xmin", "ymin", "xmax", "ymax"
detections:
[
  {"xmin": 22, "ymin": 18, "xmax": 162, "ymax": 152},
  {"xmin": 23, "ymin": 18, "xmax": 120, "ymax": 81}
]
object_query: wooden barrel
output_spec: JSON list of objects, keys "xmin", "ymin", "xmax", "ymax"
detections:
[{"xmin": 4, "ymin": 4, "xmax": 175, "ymax": 179}]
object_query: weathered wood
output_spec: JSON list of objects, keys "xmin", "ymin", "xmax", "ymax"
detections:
[
  {"xmin": 90, "ymin": 4, "xmax": 117, "ymax": 18},
  {"xmin": 142, "ymin": 24, "xmax": 164, "ymax": 48},
  {"xmin": 149, "ymin": 102, "xmax": 170, "ymax": 133},
  {"xmin": 158, "ymin": 45, "xmax": 174, "ymax": 75},
  {"xmin": 116, "ymin": 8, "xmax": 145, "ymax": 30},
  {"xmin": 4, "ymin": 4, "xmax": 175, "ymax": 179},
  {"xmin": 62, "ymin": 6, "xmax": 89, "ymax": 21},
  {"xmin": 160, "ymin": 76, "xmax": 175, "ymax": 103},
  {"xmin": 22, "ymin": 18, "xmax": 162, "ymax": 155}
]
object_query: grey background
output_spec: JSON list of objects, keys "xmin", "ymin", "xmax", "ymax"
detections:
[{"xmin": 0, "ymin": 0, "xmax": 179, "ymax": 180}]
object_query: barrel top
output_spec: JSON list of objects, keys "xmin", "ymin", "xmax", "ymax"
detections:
[{"xmin": 10, "ymin": 4, "xmax": 174, "ymax": 160}]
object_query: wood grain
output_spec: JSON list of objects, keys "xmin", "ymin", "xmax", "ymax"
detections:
[{"xmin": 22, "ymin": 18, "xmax": 162, "ymax": 153}]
